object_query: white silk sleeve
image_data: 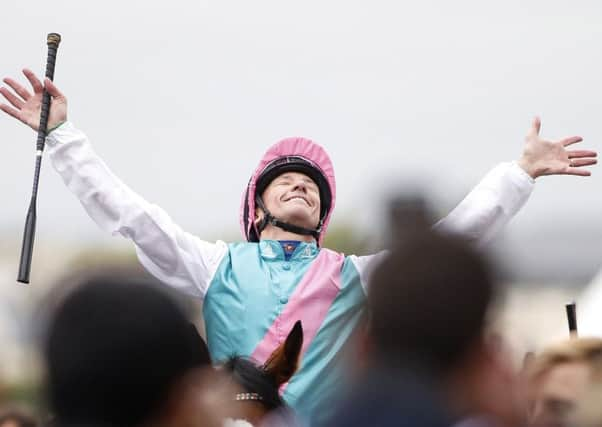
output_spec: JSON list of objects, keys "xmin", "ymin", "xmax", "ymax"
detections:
[
  {"xmin": 433, "ymin": 162, "xmax": 534, "ymax": 245},
  {"xmin": 353, "ymin": 162, "xmax": 534, "ymax": 294},
  {"xmin": 46, "ymin": 122, "xmax": 228, "ymax": 298}
]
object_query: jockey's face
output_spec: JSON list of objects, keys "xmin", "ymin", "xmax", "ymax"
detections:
[{"xmin": 259, "ymin": 171, "xmax": 321, "ymax": 232}]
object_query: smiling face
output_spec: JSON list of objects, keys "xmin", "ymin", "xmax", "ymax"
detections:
[{"xmin": 258, "ymin": 171, "xmax": 321, "ymax": 234}]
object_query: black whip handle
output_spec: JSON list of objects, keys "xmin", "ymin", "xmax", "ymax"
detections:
[{"xmin": 36, "ymin": 33, "xmax": 61, "ymax": 152}]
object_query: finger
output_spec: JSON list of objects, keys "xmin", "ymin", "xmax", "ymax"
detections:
[
  {"xmin": 569, "ymin": 158, "xmax": 597, "ymax": 167},
  {"xmin": 568, "ymin": 150, "xmax": 597, "ymax": 159},
  {"xmin": 0, "ymin": 87, "xmax": 24, "ymax": 109},
  {"xmin": 2, "ymin": 77, "xmax": 31, "ymax": 101},
  {"xmin": 44, "ymin": 78, "xmax": 65, "ymax": 98},
  {"xmin": 528, "ymin": 116, "xmax": 541, "ymax": 138},
  {"xmin": 561, "ymin": 136, "xmax": 583, "ymax": 147},
  {"xmin": 563, "ymin": 168, "xmax": 592, "ymax": 177},
  {"xmin": 22, "ymin": 68, "xmax": 43, "ymax": 93},
  {"xmin": 0, "ymin": 103, "xmax": 25, "ymax": 122}
]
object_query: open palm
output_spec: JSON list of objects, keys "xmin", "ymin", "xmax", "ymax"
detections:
[
  {"xmin": 0, "ymin": 68, "xmax": 67, "ymax": 131},
  {"xmin": 518, "ymin": 117, "xmax": 597, "ymax": 178}
]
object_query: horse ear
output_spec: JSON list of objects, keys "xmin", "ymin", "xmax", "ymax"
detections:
[{"xmin": 263, "ymin": 321, "xmax": 304, "ymax": 386}]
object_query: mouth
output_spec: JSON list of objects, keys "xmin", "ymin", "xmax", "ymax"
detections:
[{"xmin": 283, "ymin": 195, "xmax": 311, "ymax": 206}]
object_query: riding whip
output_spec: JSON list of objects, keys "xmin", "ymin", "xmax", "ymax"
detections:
[{"xmin": 17, "ymin": 33, "xmax": 62, "ymax": 284}]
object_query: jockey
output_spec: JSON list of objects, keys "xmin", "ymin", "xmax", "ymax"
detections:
[{"xmin": 0, "ymin": 70, "xmax": 597, "ymax": 425}]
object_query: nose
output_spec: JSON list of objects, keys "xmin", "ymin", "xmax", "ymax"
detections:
[{"xmin": 292, "ymin": 179, "xmax": 307, "ymax": 193}]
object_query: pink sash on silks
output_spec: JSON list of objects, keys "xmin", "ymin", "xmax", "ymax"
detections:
[{"xmin": 250, "ymin": 249, "xmax": 345, "ymax": 392}]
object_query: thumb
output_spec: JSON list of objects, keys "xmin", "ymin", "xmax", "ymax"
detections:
[
  {"xmin": 44, "ymin": 78, "xmax": 65, "ymax": 99},
  {"xmin": 527, "ymin": 116, "xmax": 541, "ymax": 139}
]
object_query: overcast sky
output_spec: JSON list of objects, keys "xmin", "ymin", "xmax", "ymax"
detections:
[{"xmin": 2, "ymin": 0, "xmax": 602, "ymax": 251}]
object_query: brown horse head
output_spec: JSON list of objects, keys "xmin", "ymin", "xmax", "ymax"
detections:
[{"xmin": 219, "ymin": 321, "xmax": 304, "ymax": 425}]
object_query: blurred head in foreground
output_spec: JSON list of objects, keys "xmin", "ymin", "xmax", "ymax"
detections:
[
  {"xmin": 368, "ymin": 231, "xmax": 494, "ymax": 374},
  {"xmin": 331, "ymin": 230, "xmax": 524, "ymax": 427},
  {"xmin": 0, "ymin": 408, "xmax": 37, "ymax": 427},
  {"xmin": 43, "ymin": 274, "xmax": 210, "ymax": 427},
  {"xmin": 526, "ymin": 337, "xmax": 602, "ymax": 427}
]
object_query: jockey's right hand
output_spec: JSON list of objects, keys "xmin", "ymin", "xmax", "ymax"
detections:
[{"xmin": 1, "ymin": 68, "xmax": 68, "ymax": 132}]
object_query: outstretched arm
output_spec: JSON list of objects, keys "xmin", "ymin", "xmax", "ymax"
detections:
[
  {"xmin": 352, "ymin": 118, "xmax": 596, "ymax": 292},
  {"xmin": 436, "ymin": 117, "xmax": 596, "ymax": 244},
  {"xmin": 1, "ymin": 70, "xmax": 227, "ymax": 298}
]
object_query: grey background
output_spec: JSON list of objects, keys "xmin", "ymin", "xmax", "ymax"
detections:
[{"xmin": 1, "ymin": 0, "xmax": 601, "ymax": 283}]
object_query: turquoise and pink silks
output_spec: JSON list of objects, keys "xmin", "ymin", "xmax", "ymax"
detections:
[{"xmin": 46, "ymin": 122, "xmax": 534, "ymax": 425}]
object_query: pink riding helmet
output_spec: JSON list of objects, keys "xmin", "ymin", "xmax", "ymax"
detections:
[{"xmin": 240, "ymin": 137, "xmax": 337, "ymax": 246}]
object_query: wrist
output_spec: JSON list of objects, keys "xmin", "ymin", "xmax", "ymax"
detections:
[
  {"xmin": 47, "ymin": 120, "xmax": 67, "ymax": 134},
  {"xmin": 517, "ymin": 157, "xmax": 539, "ymax": 179}
]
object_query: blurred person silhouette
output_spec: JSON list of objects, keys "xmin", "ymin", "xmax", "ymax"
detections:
[
  {"xmin": 0, "ymin": 408, "xmax": 37, "ymax": 427},
  {"xmin": 569, "ymin": 383, "xmax": 602, "ymax": 427},
  {"xmin": 525, "ymin": 337, "xmax": 602, "ymax": 427},
  {"xmin": 327, "ymin": 229, "xmax": 523, "ymax": 427},
  {"xmin": 42, "ymin": 274, "xmax": 212, "ymax": 427},
  {"xmin": 2, "ymin": 68, "xmax": 597, "ymax": 425},
  {"xmin": 156, "ymin": 366, "xmax": 247, "ymax": 427}
]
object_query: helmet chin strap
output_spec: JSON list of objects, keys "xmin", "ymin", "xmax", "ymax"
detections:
[{"xmin": 255, "ymin": 195, "xmax": 323, "ymax": 241}]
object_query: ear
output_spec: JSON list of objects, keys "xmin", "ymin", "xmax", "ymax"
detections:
[
  {"xmin": 263, "ymin": 321, "xmax": 304, "ymax": 386},
  {"xmin": 255, "ymin": 206, "xmax": 264, "ymax": 223}
]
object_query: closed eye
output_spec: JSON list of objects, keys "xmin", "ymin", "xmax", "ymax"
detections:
[{"xmin": 303, "ymin": 179, "xmax": 318, "ymax": 191}]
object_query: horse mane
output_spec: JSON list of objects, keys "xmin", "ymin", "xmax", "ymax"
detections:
[{"xmin": 223, "ymin": 356, "xmax": 285, "ymax": 410}]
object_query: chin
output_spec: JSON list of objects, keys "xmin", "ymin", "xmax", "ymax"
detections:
[{"xmin": 276, "ymin": 208, "xmax": 318, "ymax": 230}]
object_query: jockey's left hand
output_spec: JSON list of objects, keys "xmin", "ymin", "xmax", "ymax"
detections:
[{"xmin": 518, "ymin": 117, "xmax": 597, "ymax": 179}]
